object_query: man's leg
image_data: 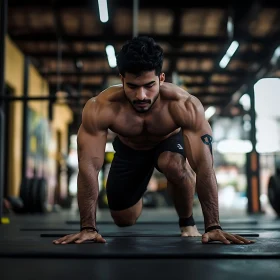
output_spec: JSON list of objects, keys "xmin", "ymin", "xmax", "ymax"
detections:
[
  {"xmin": 157, "ymin": 151, "xmax": 201, "ymax": 236},
  {"xmin": 106, "ymin": 138, "xmax": 154, "ymax": 227},
  {"xmin": 106, "ymin": 160, "xmax": 153, "ymax": 226},
  {"xmin": 110, "ymin": 198, "xmax": 143, "ymax": 227}
]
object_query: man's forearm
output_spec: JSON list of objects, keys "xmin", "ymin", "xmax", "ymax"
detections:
[
  {"xmin": 77, "ymin": 171, "xmax": 99, "ymax": 229},
  {"xmin": 196, "ymin": 167, "xmax": 220, "ymax": 230}
]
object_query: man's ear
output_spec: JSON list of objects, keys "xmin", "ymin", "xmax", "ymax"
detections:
[
  {"xmin": 159, "ymin": 73, "xmax": 165, "ymax": 85},
  {"xmin": 120, "ymin": 74, "xmax": 124, "ymax": 84}
]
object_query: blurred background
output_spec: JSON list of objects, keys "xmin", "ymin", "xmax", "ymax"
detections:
[{"xmin": 1, "ymin": 0, "xmax": 280, "ymax": 220}]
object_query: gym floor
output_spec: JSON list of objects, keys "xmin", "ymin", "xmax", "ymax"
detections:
[{"xmin": 0, "ymin": 206, "xmax": 280, "ymax": 280}]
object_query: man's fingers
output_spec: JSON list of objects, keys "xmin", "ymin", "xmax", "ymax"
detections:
[
  {"xmin": 96, "ymin": 234, "xmax": 106, "ymax": 243},
  {"xmin": 201, "ymin": 233, "xmax": 210, "ymax": 243},
  {"xmin": 224, "ymin": 234, "xmax": 243, "ymax": 244},
  {"xmin": 53, "ymin": 234, "xmax": 79, "ymax": 244},
  {"xmin": 53, "ymin": 235, "xmax": 74, "ymax": 244},
  {"xmin": 232, "ymin": 234, "xmax": 255, "ymax": 244},
  {"xmin": 219, "ymin": 236, "xmax": 231, "ymax": 245},
  {"xmin": 61, "ymin": 235, "xmax": 80, "ymax": 244}
]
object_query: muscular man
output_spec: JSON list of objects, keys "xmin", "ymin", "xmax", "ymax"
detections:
[{"xmin": 53, "ymin": 36, "xmax": 253, "ymax": 245}]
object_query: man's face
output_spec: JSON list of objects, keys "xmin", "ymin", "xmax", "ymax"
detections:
[{"xmin": 121, "ymin": 70, "xmax": 165, "ymax": 113}]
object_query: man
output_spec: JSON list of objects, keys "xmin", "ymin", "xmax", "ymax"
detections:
[{"xmin": 53, "ymin": 36, "xmax": 253, "ymax": 245}]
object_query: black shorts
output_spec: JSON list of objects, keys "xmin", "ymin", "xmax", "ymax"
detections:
[{"xmin": 105, "ymin": 130, "xmax": 186, "ymax": 211}]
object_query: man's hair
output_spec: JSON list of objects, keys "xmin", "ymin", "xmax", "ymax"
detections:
[{"xmin": 116, "ymin": 36, "xmax": 164, "ymax": 77}]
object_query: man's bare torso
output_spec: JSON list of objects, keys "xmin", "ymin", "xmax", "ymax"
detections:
[{"xmin": 92, "ymin": 82, "xmax": 192, "ymax": 150}]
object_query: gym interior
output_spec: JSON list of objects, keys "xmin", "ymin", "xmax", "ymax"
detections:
[{"xmin": 1, "ymin": 0, "xmax": 280, "ymax": 279}]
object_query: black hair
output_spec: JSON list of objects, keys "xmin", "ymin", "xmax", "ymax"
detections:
[{"xmin": 116, "ymin": 36, "xmax": 164, "ymax": 77}]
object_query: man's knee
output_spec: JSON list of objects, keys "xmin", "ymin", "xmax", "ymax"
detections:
[
  {"xmin": 111, "ymin": 212, "xmax": 137, "ymax": 227},
  {"xmin": 110, "ymin": 200, "xmax": 142, "ymax": 227},
  {"xmin": 114, "ymin": 218, "xmax": 137, "ymax": 227},
  {"xmin": 158, "ymin": 151, "xmax": 195, "ymax": 182}
]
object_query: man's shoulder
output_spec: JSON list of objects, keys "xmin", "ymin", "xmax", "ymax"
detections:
[
  {"xmin": 161, "ymin": 82, "xmax": 191, "ymax": 102},
  {"xmin": 97, "ymin": 84, "xmax": 125, "ymax": 103},
  {"xmin": 165, "ymin": 84, "xmax": 204, "ymax": 128},
  {"xmin": 85, "ymin": 85, "xmax": 124, "ymax": 111}
]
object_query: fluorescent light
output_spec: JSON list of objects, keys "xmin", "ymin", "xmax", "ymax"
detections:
[
  {"xmin": 239, "ymin": 93, "xmax": 251, "ymax": 111},
  {"xmin": 226, "ymin": 41, "xmax": 239, "ymax": 57},
  {"xmin": 217, "ymin": 139, "xmax": 253, "ymax": 154},
  {"xmin": 106, "ymin": 45, "xmax": 115, "ymax": 56},
  {"xmin": 227, "ymin": 16, "xmax": 233, "ymax": 38},
  {"xmin": 205, "ymin": 106, "xmax": 216, "ymax": 120},
  {"xmin": 219, "ymin": 41, "xmax": 239, "ymax": 68},
  {"xmin": 106, "ymin": 45, "xmax": 117, "ymax": 68},
  {"xmin": 108, "ymin": 57, "xmax": 117, "ymax": 68},
  {"xmin": 98, "ymin": 0, "xmax": 109, "ymax": 23},
  {"xmin": 219, "ymin": 55, "xmax": 231, "ymax": 68},
  {"xmin": 270, "ymin": 46, "xmax": 280, "ymax": 65}
]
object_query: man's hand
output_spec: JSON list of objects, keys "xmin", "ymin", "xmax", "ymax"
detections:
[
  {"xmin": 53, "ymin": 230, "xmax": 106, "ymax": 245},
  {"xmin": 202, "ymin": 229, "xmax": 255, "ymax": 245}
]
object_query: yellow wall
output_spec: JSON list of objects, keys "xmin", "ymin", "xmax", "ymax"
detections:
[
  {"xmin": 5, "ymin": 36, "xmax": 24, "ymax": 197},
  {"xmin": 4, "ymin": 35, "xmax": 73, "ymax": 198},
  {"xmin": 29, "ymin": 64, "xmax": 49, "ymax": 118},
  {"xmin": 52, "ymin": 104, "xmax": 73, "ymax": 199}
]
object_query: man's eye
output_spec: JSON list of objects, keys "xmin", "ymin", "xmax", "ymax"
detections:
[{"xmin": 146, "ymin": 84, "xmax": 154, "ymax": 88}]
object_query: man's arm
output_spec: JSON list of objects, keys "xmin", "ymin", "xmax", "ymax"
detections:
[
  {"xmin": 176, "ymin": 96, "xmax": 253, "ymax": 244},
  {"xmin": 180, "ymin": 97, "xmax": 219, "ymax": 230},
  {"xmin": 52, "ymin": 99, "xmax": 110, "ymax": 245},
  {"xmin": 77, "ymin": 100, "xmax": 108, "ymax": 231}
]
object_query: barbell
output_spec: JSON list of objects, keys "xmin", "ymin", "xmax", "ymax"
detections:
[{"xmin": 268, "ymin": 174, "xmax": 280, "ymax": 216}]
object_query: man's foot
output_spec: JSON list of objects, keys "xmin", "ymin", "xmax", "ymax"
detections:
[{"xmin": 180, "ymin": 225, "xmax": 202, "ymax": 237}]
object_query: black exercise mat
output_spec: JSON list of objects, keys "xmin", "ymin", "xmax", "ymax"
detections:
[
  {"xmin": 20, "ymin": 224, "xmax": 280, "ymax": 231},
  {"xmin": 0, "ymin": 237, "xmax": 279, "ymax": 259},
  {"xmin": 40, "ymin": 232, "xmax": 260, "ymax": 237},
  {"xmin": 66, "ymin": 219, "xmax": 259, "ymax": 225},
  {"xmin": 1, "ymin": 259, "xmax": 280, "ymax": 280}
]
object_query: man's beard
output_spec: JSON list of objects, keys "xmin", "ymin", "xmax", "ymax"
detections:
[{"xmin": 124, "ymin": 91, "xmax": 160, "ymax": 113}]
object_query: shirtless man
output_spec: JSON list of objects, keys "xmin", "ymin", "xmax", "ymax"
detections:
[{"xmin": 53, "ymin": 36, "xmax": 253, "ymax": 245}]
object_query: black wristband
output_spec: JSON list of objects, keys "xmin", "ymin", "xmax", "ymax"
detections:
[
  {"xmin": 80, "ymin": 226, "xmax": 99, "ymax": 233},
  {"xmin": 205, "ymin": 225, "xmax": 222, "ymax": 232},
  {"xmin": 179, "ymin": 214, "xmax": 195, "ymax": 227}
]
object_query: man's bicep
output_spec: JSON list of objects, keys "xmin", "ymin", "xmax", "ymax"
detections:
[
  {"xmin": 77, "ymin": 125, "xmax": 107, "ymax": 172},
  {"xmin": 182, "ymin": 120, "xmax": 214, "ymax": 172}
]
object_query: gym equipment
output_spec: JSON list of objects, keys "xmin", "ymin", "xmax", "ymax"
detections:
[
  {"xmin": 268, "ymin": 175, "xmax": 280, "ymax": 216},
  {"xmin": 33, "ymin": 178, "xmax": 48, "ymax": 213},
  {"xmin": 19, "ymin": 177, "xmax": 47, "ymax": 213},
  {"xmin": 6, "ymin": 196, "xmax": 25, "ymax": 214},
  {"xmin": 0, "ymin": 108, "xmax": 4, "ymax": 222},
  {"xmin": 19, "ymin": 177, "xmax": 32, "ymax": 212}
]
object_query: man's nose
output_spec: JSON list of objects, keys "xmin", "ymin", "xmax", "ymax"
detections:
[{"xmin": 135, "ymin": 87, "xmax": 146, "ymax": 100}]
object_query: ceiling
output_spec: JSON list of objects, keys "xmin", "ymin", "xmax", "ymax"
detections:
[{"xmin": 6, "ymin": 0, "xmax": 280, "ymax": 119}]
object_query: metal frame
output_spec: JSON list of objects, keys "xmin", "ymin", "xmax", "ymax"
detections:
[
  {"xmin": 21, "ymin": 56, "xmax": 30, "ymax": 184},
  {"xmin": 0, "ymin": 0, "xmax": 8, "ymax": 223}
]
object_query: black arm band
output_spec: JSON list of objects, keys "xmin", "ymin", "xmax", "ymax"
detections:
[
  {"xmin": 205, "ymin": 225, "xmax": 222, "ymax": 232},
  {"xmin": 179, "ymin": 214, "xmax": 195, "ymax": 227},
  {"xmin": 80, "ymin": 226, "xmax": 99, "ymax": 233}
]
